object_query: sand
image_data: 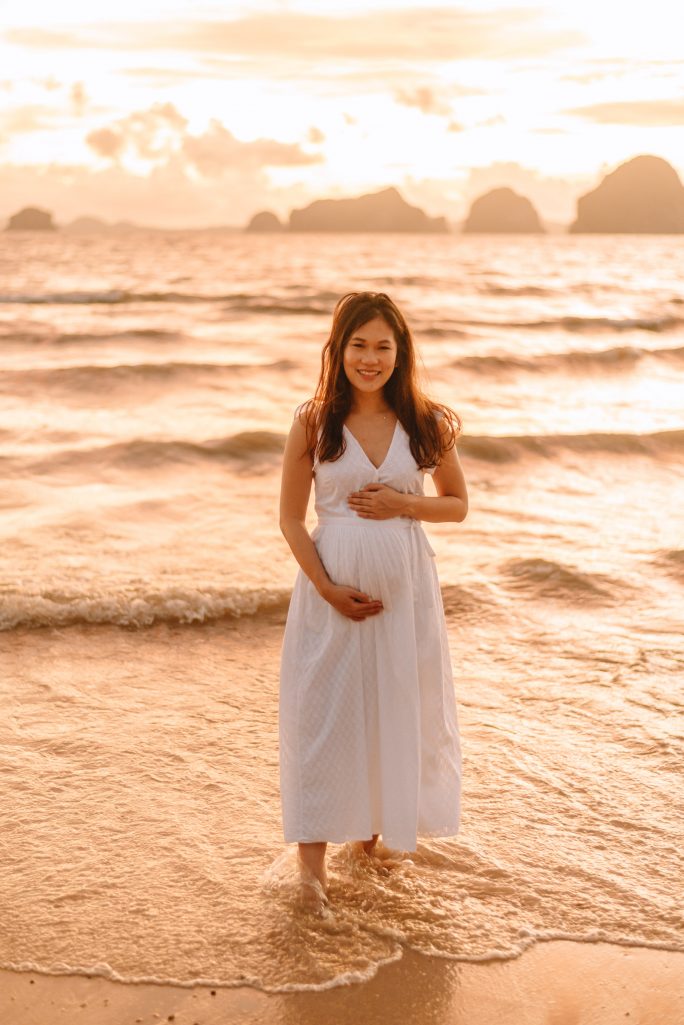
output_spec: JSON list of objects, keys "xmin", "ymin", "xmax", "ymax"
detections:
[{"xmin": 1, "ymin": 942, "xmax": 683, "ymax": 1025}]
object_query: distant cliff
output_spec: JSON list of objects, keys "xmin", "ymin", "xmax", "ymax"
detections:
[
  {"xmin": 6, "ymin": 206, "xmax": 56, "ymax": 231},
  {"xmin": 570, "ymin": 155, "xmax": 684, "ymax": 234},
  {"xmin": 287, "ymin": 186, "xmax": 448, "ymax": 233},
  {"xmin": 462, "ymin": 188, "xmax": 544, "ymax": 233}
]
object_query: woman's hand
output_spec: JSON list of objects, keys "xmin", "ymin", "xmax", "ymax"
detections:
[
  {"xmin": 347, "ymin": 483, "xmax": 410, "ymax": 520},
  {"xmin": 321, "ymin": 582, "xmax": 384, "ymax": 621}
]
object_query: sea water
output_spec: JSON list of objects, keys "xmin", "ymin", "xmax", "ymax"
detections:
[{"xmin": 0, "ymin": 231, "xmax": 682, "ymax": 990}]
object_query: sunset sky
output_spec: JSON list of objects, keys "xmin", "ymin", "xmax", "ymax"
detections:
[{"xmin": 1, "ymin": 0, "xmax": 683, "ymax": 228}]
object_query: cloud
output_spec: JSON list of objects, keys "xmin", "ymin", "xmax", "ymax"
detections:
[
  {"xmin": 0, "ymin": 84, "xmax": 102, "ymax": 147},
  {"xmin": 395, "ymin": 87, "xmax": 452, "ymax": 117},
  {"xmin": 564, "ymin": 98, "xmax": 684, "ymax": 126},
  {"xmin": 562, "ymin": 57, "xmax": 684, "ymax": 83},
  {"xmin": 33, "ymin": 75, "xmax": 62, "ymax": 92},
  {"xmin": 477, "ymin": 115, "xmax": 507, "ymax": 127},
  {"xmin": 0, "ymin": 103, "xmax": 62, "ymax": 135},
  {"xmin": 70, "ymin": 82, "xmax": 87, "ymax": 116},
  {"xmin": 4, "ymin": 8, "xmax": 586, "ymax": 61},
  {"xmin": 0, "ymin": 158, "xmax": 315, "ymax": 229},
  {"xmin": 85, "ymin": 103, "xmax": 322, "ymax": 178},
  {"xmin": 86, "ymin": 103, "xmax": 189, "ymax": 162},
  {"xmin": 4, "ymin": 28, "xmax": 78, "ymax": 48},
  {"xmin": 211, "ymin": 8, "xmax": 583, "ymax": 62},
  {"xmin": 86, "ymin": 126, "xmax": 126, "ymax": 160},
  {"xmin": 182, "ymin": 120, "xmax": 322, "ymax": 177},
  {"xmin": 123, "ymin": 66, "xmax": 223, "ymax": 87}
]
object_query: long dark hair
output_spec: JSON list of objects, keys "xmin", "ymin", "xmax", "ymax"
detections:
[{"xmin": 299, "ymin": 291, "xmax": 462, "ymax": 470}]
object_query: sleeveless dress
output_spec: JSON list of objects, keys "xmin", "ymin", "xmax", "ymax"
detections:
[{"xmin": 278, "ymin": 410, "xmax": 462, "ymax": 852}]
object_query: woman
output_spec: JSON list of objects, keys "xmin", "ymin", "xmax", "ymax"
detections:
[{"xmin": 278, "ymin": 291, "xmax": 468, "ymax": 910}]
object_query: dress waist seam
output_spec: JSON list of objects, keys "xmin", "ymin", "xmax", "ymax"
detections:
[{"xmin": 313, "ymin": 516, "xmax": 436, "ymax": 556}]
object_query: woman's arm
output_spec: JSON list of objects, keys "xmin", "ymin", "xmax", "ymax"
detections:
[
  {"xmin": 279, "ymin": 413, "xmax": 332, "ymax": 597},
  {"xmin": 347, "ymin": 418, "xmax": 468, "ymax": 524},
  {"xmin": 279, "ymin": 412, "xmax": 385, "ymax": 620},
  {"xmin": 403, "ymin": 429, "xmax": 468, "ymax": 523}
]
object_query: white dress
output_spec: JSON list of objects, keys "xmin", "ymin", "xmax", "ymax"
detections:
[{"xmin": 278, "ymin": 411, "xmax": 462, "ymax": 852}]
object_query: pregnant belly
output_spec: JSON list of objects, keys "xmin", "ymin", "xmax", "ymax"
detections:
[{"xmin": 312, "ymin": 519, "xmax": 415, "ymax": 609}]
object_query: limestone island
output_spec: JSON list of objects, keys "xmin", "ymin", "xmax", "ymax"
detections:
[
  {"xmin": 63, "ymin": 216, "xmax": 113, "ymax": 233},
  {"xmin": 462, "ymin": 187, "xmax": 544, "ymax": 233},
  {"xmin": 5, "ymin": 206, "xmax": 56, "ymax": 231},
  {"xmin": 245, "ymin": 211, "xmax": 286, "ymax": 233},
  {"xmin": 570, "ymin": 155, "xmax": 684, "ymax": 234},
  {"xmin": 245, "ymin": 187, "xmax": 448, "ymax": 233}
]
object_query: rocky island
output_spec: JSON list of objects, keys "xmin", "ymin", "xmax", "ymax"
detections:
[
  {"xmin": 245, "ymin": 211, "xmax": 286, "ymax": 233},
  {"xmin": 246, "ymin": 187, "xmax": 448, "ymax": 233},
  {"xmin": 462, "ymin": 187, "xmax": 544, "ymax": 233},
  {"xmin": 5, "ymin": 206, "xmax": 56, "ymax": 231},
  {"xmin": 570, "ymin": 155, "xmax": 684, "ymax": 234}
]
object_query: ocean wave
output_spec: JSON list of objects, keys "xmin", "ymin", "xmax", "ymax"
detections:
[
  {"xmin": 655, "ymin": 549, "xmax": 684, "ymax": 582},
  {"xmin": 475, "ymin": 284, "xmax": 555, "ymax": 297},
  {"xmin": 21, "ymin": 430, "xmax": 287, "ymax": 474},
  {"xmin": 0, "ymin": 289, "xmax": 228, "ymax": 305},
  {"xmin": 499, "ymin": 557, "xmax": 625, "ymax": 602},
  {"xmin": 0, "ymin": 579, "xmax": 499, "ymax": 631},
  {"xmin": 0, "ymin": 584, "xmax": 292, "ymax": 630},
  {"xmin": 8, "ymin": 426, "xmax": 683, "ymax": 476},
  {"xmin": 418, "ymin": 325, "xmax": 472, "ymax": 339},
  {"xmin": 0, "ymin": 327, "xmax": 183, "ymax": 346},
  {"xmin": 0, "ymin": 359, "xmax": 298, "ymax": 392},
  {"xmin": 452, "ymin": 344, "xmax": 684, "ymax": 374},
  {"xmin": 375, "ymin": 275, "xmax": 444, "ymax": 288},
  {"xmin": 0, "ymin": 288, "xmax": 339, "ymax": 313},
  {"xmin": 459, "ymin": 314, "xmax": 683, "ymax": 333},
  {"xmin": 219, "ymin": 294, "xmax": 339, "ymax": 316},
  {"xmin": 459, "ymin": 428, "xmax": 684, "ymax": 463}
]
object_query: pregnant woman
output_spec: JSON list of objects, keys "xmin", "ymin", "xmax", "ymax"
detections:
[{"xmin": 278, "ymin": 291, "xmax": 468, "ymax": 910}]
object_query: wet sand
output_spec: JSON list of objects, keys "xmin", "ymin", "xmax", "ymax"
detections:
[{"xmin": 2, "ymin": 942, "xmax": 683, "ymax": 1025}]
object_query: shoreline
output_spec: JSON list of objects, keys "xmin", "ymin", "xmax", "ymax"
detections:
[
  {"xmin": 2, "ymin": 941, "xmax": 682, "ymax": 1025},
  {"xmin": 4, "ymin": 622, "xmax": 683, "ymax": 1022}
]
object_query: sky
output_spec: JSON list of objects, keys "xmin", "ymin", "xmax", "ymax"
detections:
[{"xmin": 1, "ymin": 0, "xmax": 683, "ymax": 228}]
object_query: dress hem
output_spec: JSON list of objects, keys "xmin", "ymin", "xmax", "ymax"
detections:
[{"xmin": 282, "ymin": 825, "xmax": 461, "ymax": 852}]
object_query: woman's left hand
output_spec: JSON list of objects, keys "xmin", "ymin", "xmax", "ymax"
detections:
[{"xmin": 347, "ymin": 483, "xmax": 410, "ymax": 520}]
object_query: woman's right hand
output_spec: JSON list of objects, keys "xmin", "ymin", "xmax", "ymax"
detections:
[{"xmin": 321, "ymin": 583, "xmax": 384, "ymax": 621}]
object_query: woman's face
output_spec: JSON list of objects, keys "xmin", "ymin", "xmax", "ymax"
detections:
[{"xmin": 342, "ymin": 316, "xmax": 398, "ymax": 395}]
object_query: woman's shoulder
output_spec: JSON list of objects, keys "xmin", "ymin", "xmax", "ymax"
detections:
[
  {"xmin": 422, "ymin": 402, "xmax": 462, "ymax": 475},
  {"xmin": 427, "ymin": 401, "xmax": 462, "ymax": 438},
  {"xmin": 292, "ymin": 398, "xmax": 320, "ymax": 422},
  {"xmin": 292, "ymin": 399, "xmax": 321, "ymax": 451}
]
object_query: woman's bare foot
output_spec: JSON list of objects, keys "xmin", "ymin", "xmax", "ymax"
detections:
[
  {"xmin": 353, "ymin": 833, "xmax": 379, "ymax": 857},
  {"xmin": 298, "ymin": 877, "xmax": 330, "ymax": 914},
  {"xmin": 297, "ymin": 842, "xmax": 329, "ymax": 910},
  {"xmin": 350, "ymin": 835, "xmax": 405, "ymax": 875}
]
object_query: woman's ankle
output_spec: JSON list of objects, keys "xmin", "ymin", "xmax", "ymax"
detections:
[{"xmin": 297, "ymin": 843, "xmax": 328, "ymax": 892}]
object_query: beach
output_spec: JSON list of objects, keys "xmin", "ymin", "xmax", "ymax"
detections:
[
  {"xmin": 2, "ymin": 943, "xmax": 683, "ymax": 1025},
  {"xmin": 1, "ymin": 231, "xmax": 683, "ymax": 1014}
]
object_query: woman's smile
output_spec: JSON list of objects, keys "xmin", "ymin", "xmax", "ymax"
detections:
[{"xmin": 343, "ymin": 315, "xmax": 398, "ymax": 391}]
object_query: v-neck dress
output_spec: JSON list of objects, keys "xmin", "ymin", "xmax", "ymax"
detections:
[{"xmin": 278, "ymin": 408, "xmax": 462, "ymax": 852}]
